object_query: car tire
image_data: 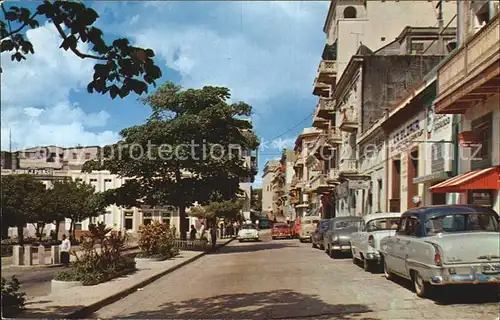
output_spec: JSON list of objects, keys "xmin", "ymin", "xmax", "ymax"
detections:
[
  {"xmin": 272, "ymin": 237, "xmax": 276, "ymax": 240},
  {"xmin": 413, "ymin": 271, "xmax": 431, "ymax": 298},
  {"xmin": 351, "ymin": 248, "xmax": 357, "ymax": 264},
  {"xmin": 299, "ymin": 238, "xmax": 304, "ymax": 243},
  {"xmin": 329, "ymin": 245, "xmax": 336, "ymax": 258},
  {"xmin": 383, "ymin": 257, "xmax": 395, "ymax": 280},
  {"xmin": 319, "ymin": 243, "xmax": 324, "ymax": 250},
  {"xmin": 312, "ymin": 239, "xmax": 317, "ymax": 248}
]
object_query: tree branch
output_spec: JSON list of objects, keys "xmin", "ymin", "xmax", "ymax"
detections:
[{"xmin": 52, "ymin": 21, "xmax": 107, "ymax": 61}]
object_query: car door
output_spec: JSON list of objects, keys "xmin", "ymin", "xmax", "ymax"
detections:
[
  {"xmin": 324, "ymin": 219, "xmax": 334, "ymax": 247},
  {"xmin": 382, "ymin": 215, "xmax": 407, "ymax": 273},
  {"xmin": 397, "ymin": 215, "xmax": 421, "ymax": 278},
  {"xmin": 350, "ymin": 221, "xmax": 364, "ymax": 259}
]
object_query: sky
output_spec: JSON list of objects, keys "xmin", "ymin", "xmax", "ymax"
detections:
[{"xmin": 0, "ymin": 1, "xmax": 330, "ymax": 187}]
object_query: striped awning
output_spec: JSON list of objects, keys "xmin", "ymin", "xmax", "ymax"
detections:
[{"xmin": 429, "ymin": 166, "xmax": 500, "ymax": 193}]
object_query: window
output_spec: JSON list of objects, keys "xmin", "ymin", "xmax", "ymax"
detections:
[
  {"xmin": 425, "ymin": 213, "xmax": 499, "ymax": 236},
  {"xmin": 335, "ymin": 220, "xmax": 360, "ymax": 229},
  {"xmin": 396, "ymin": 217, "xmax": 407, "ymax": 235},
  {"xmin": 471, "ymin": 112, "xmax": 492, "ymax": 169},
  {"xmin": 124, "ymin": 218, "xmax": 133, "ymax": 230},
  {"xmin": 410, "ymin": 42, "xmax": 424, "ymax": 54},
  {"xmin": 343, "ymin": 6, "xmax": 357, "ymax": 19},
  {"xmin": 72, "ymin": 153, "xmax": 78, "ymax": 160},
  {"xmin": 74, "ymin": 223, "xmax": 82, "ymax": 231},
  {"xmin": 405, "ymin": 216, "xmax": 421, "ymax": 237},
  {"xmin": 85, "ymin": 153, "xmax": 91, "ymax": 159},
  {"xmin": 366, "ymin": 218, "xmax": 400, "ymax": 232}
]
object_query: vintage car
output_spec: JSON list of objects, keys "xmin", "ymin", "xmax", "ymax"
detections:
[
  {"xmin": 237, "ymin": 223, "xmax": 259, "ymax": 242},
  {"xmin": 311, "ymin": 219, "xmax": 329, "ymax": 250},
  {"xmin": 350, "ymin": 212, "xmax": 401, "ymax": 272},
  {"xmin": 380, "ymin": 205, "xmax": 500, "ymax": 298},
  {"xmin": 292, "ymin": 218, "xmax": 301, "ymax": 238},
  {"xmin": 271, "ymin": 223, "xmax": 292, "ymax": 240},
  {"xmin": 323, "ymin": 216, "xmax": 363, "ymax": 258},
  {"xmin": 298, "ymin": 216, "xmax": 320, "ymax": 242}
]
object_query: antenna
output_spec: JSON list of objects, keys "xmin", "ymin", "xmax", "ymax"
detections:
[{"xmin": 9, "ymin": 128, "xmax": 12, "ymax": 152}]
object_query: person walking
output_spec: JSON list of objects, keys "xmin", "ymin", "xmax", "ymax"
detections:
[
  {"xmin": 219, "ymin": 222, "xmax": 225, "ymax": 238},
  {"xmin": 210, "ymin": 224, "xmax": 217, "ymax": 250},
  {"xmin": 199, "ymin": 222, "xmax": 206, "ymax": 240},
  {"xmin": 189, "ymin": 225, "xmax": 197, "ymax": 240},
  {"xmin": 255, "ymin": 219, "xmax": 260, "ymax": 230},
  {"xmin": 60, "ymin": 235, "xmax": 71, "ymax": 267}
]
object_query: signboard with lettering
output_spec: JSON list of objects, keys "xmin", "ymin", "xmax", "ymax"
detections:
[
  {"xmin": 389, "ymin": 115, "xmax": 424, "ymax": 155},
  {"xmin": 426, "ymin": 104, "xmax": 451, "ymax": 139},
  {"xmin": 14, "ymin": 168, "xmax": 54, "ymax": 175}
]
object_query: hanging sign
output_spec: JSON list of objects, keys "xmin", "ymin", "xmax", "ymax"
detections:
[{"xmin": 458, "ymin": 131, "xmax": 480, "ymax": 148}]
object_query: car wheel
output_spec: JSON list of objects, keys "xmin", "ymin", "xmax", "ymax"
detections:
[
  {"xmin": 312, "ymin": 239, "xmax": 317, "ymax": 248},
  {"xmin": 272, "ymin": 236, "xmax": 276, "ymax": 240},
  {"xmin": 383, "ymin": 257, "xmax": 394, "ymax": 280},
  {"xmin": 351, "ymin": 248, "xmax": 357, "ymax": 264},
  {"xmin": 413, "ymin": 271, "xmax": 431, "ymax": 298},
  {"xmin": 329, "ymin": 246, "xmax": 336, "ymax": 258},
  {"xmin": 239, "ymin": 240, "xmax": 242, "ymax": 242},
  {"xmin": 319, "ymin": 243, "xmax": 324, "ymax": 250},
  {"xmin": 299, "ymin": 238, "xmax": 304, "ymax": 243}
]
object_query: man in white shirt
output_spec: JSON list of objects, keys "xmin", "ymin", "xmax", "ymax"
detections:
[
  {"xmin": 60, "ymin": 235, "xmax": 71, "ymax": 267},
  {"xmin": 199, "ymin": 222, "xmax": 206, "ymax": 240},
  {"xmin": 255, "ymin": 219, "xmax": 260, "ymax": 230}
]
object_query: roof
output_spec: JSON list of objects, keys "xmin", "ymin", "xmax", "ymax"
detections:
[
  {"xmin": 404, "ymin": 205, "xmax": 498, "ymax": 219},
  {"xmin": 362, "ymin": 212, "xmax": 402, "ymax": 222}
]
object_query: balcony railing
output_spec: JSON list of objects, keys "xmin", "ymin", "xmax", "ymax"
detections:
[
  {"xmin": 339, "ymin": 159, "xmax": 357, "ymax": 174},
  {"xmin": 338, "ymin": 107, "xmax": 359, "ymax": 132},
  {"xmin": 313, "ymin": 77, "xmax": 330, "ymax": 97},
  {"xmin": 317, "ymin": 97, "xmax": 335, "ymax": 119},
  {"xmin": 313, "ymin": 107, "xmax": 329, "ymax": 128},
  {"xmin": 437, "ymin": 15, "xmax": 499, "ymax": 102},
  {"xmin": 327, "ymin": 168, "xmax": 339, "ymax": 182},
  {"xmin": 326, "ymin": 127, "xmax": 342, "ymax": 144},
  {"xmin": 317, "ymin": 60, "xmax": 337, "ymax": 84}
]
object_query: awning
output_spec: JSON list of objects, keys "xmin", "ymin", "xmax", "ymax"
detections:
[{"xmin": 429, "ymin": 166, "xmax": 500, "ymax": 193}]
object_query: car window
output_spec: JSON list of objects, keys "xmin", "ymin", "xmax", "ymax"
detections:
[
  {"xmin": 366, "ymin": 218, "xmax": 400, "ymax": 232},
  {"xmin": 405, "ymin": 216, "xmax": 421, "ymax": 237},
  {"xmin": 273, "ymin": 225, "xmax": 288, "ymax": 229},
  {"xmin": 335, "ymin": 220, "xmax": 361, "ymax": 229},
  {"xmin": 241, "ymin": 224, "xmax": 256, "ymax": 230},
  {"xmin": 424, "ymin": 213, "xmax": 499, "ymax": 236},
  {"xmin": 319, "ymin": 221, "xmax": 329, "ymax": 232},
  {"xmin": 396, "ymin": 217, "xmax": 407, "ymax": 235},
  {"xmin": 312, "ymin": 220, "xmax": 319, "ymax": 224}
]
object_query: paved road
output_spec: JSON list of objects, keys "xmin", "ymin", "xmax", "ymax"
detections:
[
  {"xmin": 2, "ymin": 267, "xmax": 62, "ymax": 298},
  {"xmin": 93, "ymin": 233, "xmax": 500, "ymax": 319}
]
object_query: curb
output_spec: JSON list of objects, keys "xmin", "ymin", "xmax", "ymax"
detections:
[{"xmin": 67, "ymin": 237, "xmax": 234, "ymax": 319}]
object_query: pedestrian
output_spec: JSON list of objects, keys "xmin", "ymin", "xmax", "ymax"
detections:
[
  {"xmin": 210, "ymin": 224, "xmax": 217, "ymax": 250},
  {"xmin": 60, "ymin": 234, "xmax": 71, "ymax": 267},
  {"xmin": 232, "ymin": 221, "xmax": 237, "ymax": 237},
  {"xmin": 189, "ymin": 225, "xmax": 197, "ymax": 240},
  {"xmin": 219, "ymin": 221, "xmax": 224, "ymax": 238},
  {"xmin": 199, "ymin": 222, "xmax": 205, "ymax": 240},
  {"xmin": 255, "ymin": 219, "xmax": 260, "ymax": 230}
]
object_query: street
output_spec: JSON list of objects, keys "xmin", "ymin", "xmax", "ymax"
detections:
[
  {"xmin": 2, "ymin": 267, "xmax": 60, "ymax": 298},
  {"xmin": 93, "ymin": 232, "xmax": 500, "ymax": 319}
]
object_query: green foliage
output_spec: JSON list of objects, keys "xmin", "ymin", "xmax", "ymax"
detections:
[
  {"xmin": 136, "ymin": 220, "xmax": 177, "ymax": 259},
  {"xmin": 1, "ymin": 276, "xmax": 26, "ymax": 317},
  {"xmin": 251, "ymin": 188, "xmax": 262, "ymax": 212},
  {"xmin": 54, "ymin": 222, "xmax": 135, "ymax": 285},
  {"xmin": 0, "ymin": 1, "xmax": 162, "ymax": 99},
  {"xmin": 83, "ymin": 82, "xmax": 260, "ymax": 237}
]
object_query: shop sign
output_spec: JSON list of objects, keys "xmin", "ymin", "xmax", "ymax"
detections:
[
  {"xmin": 426, "ymin": 104, "xmax": 451, "ymax": 139},
  {"xmin": 458, "ymin": 131, "xmax": 480, "ymax": 148},
  {"xmin": 13, "ymin": 168, "xmax": 54, "ymax": 175},
  {"xmin": 390, "ymin": 118, "xmax": 424, "ymax": 153},
  {"xmin": 348, "ymin": 180, "xmax": 370, "ymax": 190}
]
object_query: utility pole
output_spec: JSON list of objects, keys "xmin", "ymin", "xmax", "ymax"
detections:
[{"xmin": 437, "ymin": 0, "xmax": 445, "ymax": 54}]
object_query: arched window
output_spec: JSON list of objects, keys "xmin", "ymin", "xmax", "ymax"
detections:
[{"xmin": 343, "ymin": 6, "xmax": 357, "ymax": 19}]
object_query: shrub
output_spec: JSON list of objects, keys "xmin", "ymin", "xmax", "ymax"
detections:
[
  {"xmin": 137, "ymin": 221, "xmax": 177, "ymax": 259},
  {"xmin": 54, "ymin": 223, "xmax": 136, "ymax": 285},
  {"xmin": 1, "ymin": 276, "xmax": 26, "ymax": 317}
]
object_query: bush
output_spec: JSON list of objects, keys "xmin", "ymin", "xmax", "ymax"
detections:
[
  {"xmin": 137, "ymin": 221, "xmax": 177, "ymax": 259},
  {"xmin": 54, "ymin": 223, "xmax": 136, "ymax": 286},
  {"xmin": 1, "ymin": 276, "xmax": 26, "ymax": 317}
]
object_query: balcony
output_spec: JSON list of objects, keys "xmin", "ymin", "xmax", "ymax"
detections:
[
  {"xmin": 435, "ymin": 14, "xmax": 499, "ymax": 114},
  {"xmin": 317, "ymin": 60, "xmax": 337, "ymax": 84},
  {"xmin": 317, "ymin": 97, "xmax": 335, "ymax": 119},
  {"xmin": 339, "ymin": 159, "xmax": 357, "ymax": 175},
  {"xmin": 326, "ymin": 127, "xmax": 342, "ymax": 145},
  {"xmin": 338, "ymin": 107, "xmax": 359, "ymax": 132},
  {"xmin": 312, "ymin": 108, "xmax": 329, "ymax": 128},
  {"xmin": 326, "ymin": 168, "xmax": 339, "ymax": 183},
  {"xmin": 313, "ymin": 77, "xmax": 330, "ymax": 97}
]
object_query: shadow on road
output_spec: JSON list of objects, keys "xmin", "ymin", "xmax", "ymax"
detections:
[
  {"xmin": 387, "ymin": 276, "xmax": 500, "ymax": 305},
  {"xmin": 213, "ymin": 242, "xmax": 300, "ymax": 255},
  {"xmin": 92, "ymin": 289, "xmax": 376, "ymax": 319}
]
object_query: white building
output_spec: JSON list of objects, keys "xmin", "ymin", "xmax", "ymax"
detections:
[{"xmin": 262, "ymin": 160, "xmax": 280, "ymax": 217}]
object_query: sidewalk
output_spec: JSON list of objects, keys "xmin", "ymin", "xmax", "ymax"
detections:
[{"xmin": 17, "ymin": 237, "xmax": 234, "ymax": 319}]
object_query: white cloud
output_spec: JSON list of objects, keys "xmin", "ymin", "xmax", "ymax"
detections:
[
  {"xmin": 1, "ymin": 23, "xmax": 119, "ymax": 150},
  {"xmin": 128, "ymin": 1, "xmax": 328, "ymax": 105}
]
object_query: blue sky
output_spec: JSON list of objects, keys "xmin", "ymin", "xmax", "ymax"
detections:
[{"xmin": 1, "ymin": 1, "xmax": 329, "ymax": 187}]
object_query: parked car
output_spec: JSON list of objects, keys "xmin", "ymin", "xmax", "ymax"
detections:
[
  {"xmin": 311, "ymin": 219, "xmax": 329, "ymax": 249},
  {"xmin": 292, "ymin": 218, "xmax": 301, "ymax": 238},
  {"xmin": 272, "ymin": 223, "xmax": 292, "ymax": 240},
  {"xmin": 324, "ymin": 216, "xmax": 363, "ymax": 258},
  {"xmin": 380, "ymin": 205, "xmax": 500, "ymax": 298},
  {"xmin": 350, "ymin": 212, "xmax": 401, "ymax": 271},
  {"xmin": 297, "ymin": 216, "xmax": 320, "ymax": 242},
  {"xmin": 237, "ymin": 223, "xmax": 259, "ymax": 242}
]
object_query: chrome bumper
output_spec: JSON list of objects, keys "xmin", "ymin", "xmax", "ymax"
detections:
[
  {"xmin": 332, "ymin": 244, "xmax": 351, "ymax": 252},
  {"xmin": 426, "ymin": 264, "xmax": 500, "ymax": 285}
]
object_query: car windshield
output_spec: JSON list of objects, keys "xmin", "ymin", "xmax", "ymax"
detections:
[
  {"xmin": 303, "ymin": 220, "xmax": 319, "ymax": 225},
  {"xmin": 318, "ymin": 221, "xmax": 329, "ymax": 231},
  {"xmin": 273, "ymin": 225, "xmax": 288, "ymax": 229},
  {"xmin": 425, "ymin": 213, "xmax": 500, "ymax": 236},
  {"xmin": 335, "ymin": 220, "xmax": 360, "ymax": 229},
  {"xmin": 366, "ymin": 218, "xmax": 400, "ymax": 232},
  {"xmin": 241, "ymin": 224, "xmax": 256, "ymax": 230}
]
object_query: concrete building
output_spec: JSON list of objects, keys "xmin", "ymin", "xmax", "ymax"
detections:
[
  {"xmin": 262, "ymin": 160, "xmax": 280, "ymax": 217},
  {"xmin": 431, "ymin": 1, "xmax": 500, "ymax": 213}
]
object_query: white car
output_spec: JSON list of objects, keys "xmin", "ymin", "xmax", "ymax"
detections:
[
  {"xmin": 238, "ymin": 224, "xmax": 259, "ymax": 242},
  {"xmin": 350, "ymin": 212, "xmax": 401, "ymax": 272}
]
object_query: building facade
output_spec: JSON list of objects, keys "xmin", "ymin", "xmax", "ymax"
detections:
[{"xmin": 262, "ymin": 160, "xmax": 280, "ymax": 217}]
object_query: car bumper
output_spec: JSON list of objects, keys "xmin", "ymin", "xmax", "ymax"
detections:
[
  {"xmin": 272, "ymin": 234, "xmax": 291, "ymax": 238},
  {"xmin": 364, "ymin": 252, "xmax": 381, "ymax": 261},
  {"xmin": 424, "ymin": 264, "xmax": 500, "ymax": 285},
  {"xmin": 238, "ymin": 235, "xmax": 259, "ymax": 240},
  {"xmin": 331, "ymin": 244, "xmax": 351, "ymax": 252}
]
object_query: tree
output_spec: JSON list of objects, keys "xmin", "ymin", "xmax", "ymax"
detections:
[
  {"xmin": 1, "ymin": 174, "xmax": 48, "ymax": 244},
  {"xmin": 1, "ymin": 1, "xmax": 162, "ymax": 99},
  {"xmin": 251, "ymin": 188, "xmax": 262, "ymax": 212},
  {"xmin": 189, "ymin": 199, "xmax": 244, "ymax": 223},
  {"xmin": 83, "ymin": 82, "xmax": 259, "ymax": 239}
]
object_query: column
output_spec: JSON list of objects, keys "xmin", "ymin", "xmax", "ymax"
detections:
[
  {"xmin": 38, "ymin": 245, "xmax": 46, "ymax": 265},
  {"xmin": 24, "ymin": 245, "xmax": 33, "ymax": 266}
]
